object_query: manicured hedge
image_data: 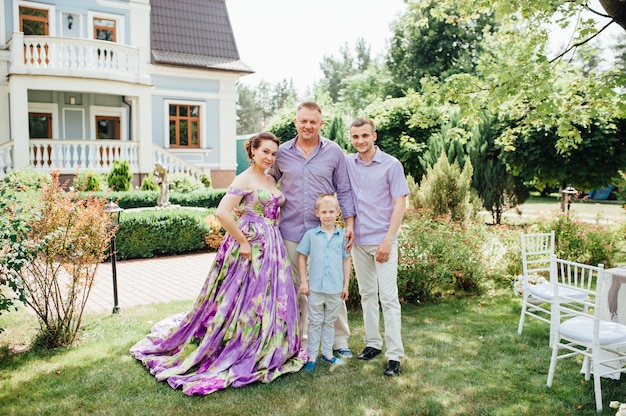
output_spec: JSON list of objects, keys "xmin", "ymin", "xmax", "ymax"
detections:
[
  {"xmin": 90, "ymin": 189, "xmax": 227, "ymax": 210},
  {"xmin": 114, "ymin": 208, "xmax": 217, "ymax": 259}
]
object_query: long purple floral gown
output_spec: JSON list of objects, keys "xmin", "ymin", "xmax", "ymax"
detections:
[{"xmin": 130, "ymin": 187, "xmax": 305, "ymax": 395}]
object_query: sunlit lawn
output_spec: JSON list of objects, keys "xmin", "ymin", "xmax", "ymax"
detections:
[
  {"xmin": 2, "ymin": 290, "xmax": 625, "ymax": 416},
  {"xmin": 483, "ymin": 195, "xmax": 626, "ymax": 225}
]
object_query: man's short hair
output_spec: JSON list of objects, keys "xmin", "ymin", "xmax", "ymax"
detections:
[
  {"xmin": 297, "ymin": 101, "xmax": 322, "ymax": 115},
  {"xmin": 350, "ymin": 117, "xmax": 375, "ymax": 131}
]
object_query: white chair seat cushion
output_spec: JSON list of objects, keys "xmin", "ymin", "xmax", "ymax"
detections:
[
  {"xmin": 528, "ymin": 283, "xmax": 588, "ymax": 301},
  {"xmin": 560, "ymin": 316, "xmax": 626, "ymax": 344}
]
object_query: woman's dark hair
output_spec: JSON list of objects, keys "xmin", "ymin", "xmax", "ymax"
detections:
[{"xmin": 244, "ymin": 132, "xmax": 280, "ymax": 160}]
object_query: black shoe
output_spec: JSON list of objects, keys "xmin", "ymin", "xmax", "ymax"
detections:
[
  {"xmin": 357, "ymin": 346, "xmax": 382, "ymax": 361},
  {"xmin": 384, "ymin": 360, "xmax": 401, "ymax": 376}
]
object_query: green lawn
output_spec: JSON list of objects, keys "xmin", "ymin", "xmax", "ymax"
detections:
[
  {"xmin": 2, "ymin": 291, "xmax": 624, "ymax": 415},
  {"xmin": 479, "ymin": 195, "xmax": 626, "ymax": 225}
]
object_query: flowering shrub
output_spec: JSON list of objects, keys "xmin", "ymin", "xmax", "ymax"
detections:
[
  {"xmin": 397, "ymin": 211, "xmax": 488, "ymax": 303},
  {"xmin": 513, "ymin": 273, "xmax": 548, "ymax": 296},
  {"xmin": 15, "ymin": 172, "xmax": 114, "ymax": 347},
  {"xmin": 534, "ymin": 213, "xmax": 623, "ymax": 267}
]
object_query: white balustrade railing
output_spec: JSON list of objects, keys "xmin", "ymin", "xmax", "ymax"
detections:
[
  {"xmin": 152, "ymin": 145, "xmax": 207, "ymax": 181},
  {"xmin": 10, "ymin": 33, "xmax": 140, "ymax": 82},
  {"xmin": 0, "ymin": 140, "xmax": 208, "ymax": 183},
  {"xmin": 29, "ymin": 139, "xmax": 139, "ymax": 173}
]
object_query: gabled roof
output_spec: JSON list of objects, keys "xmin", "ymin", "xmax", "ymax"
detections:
[{"xmin": 150, "ymin": 0, "xmax": 253, "ymax": 73}]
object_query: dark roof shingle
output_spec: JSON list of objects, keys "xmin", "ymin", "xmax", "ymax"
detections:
[{"xmin": 150, "ymin": 0, "xmax": 253, "ymax": 73}]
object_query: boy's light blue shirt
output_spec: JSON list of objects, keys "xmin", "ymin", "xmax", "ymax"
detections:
[{"xmin": 296, "ymin": 225, "xmax": 349, "ymax": 295}]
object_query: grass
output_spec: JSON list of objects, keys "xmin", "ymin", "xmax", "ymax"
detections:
[
  {"xmin": 2, "ymin": 291, "xmax": 625, "ymax": 415},
  {"xmin": 478, "ymin": 195, "xmax": 626, "ymax": 226},
  {"xmin": 2, "ymin": 196, "xmax": 625, "ymax": 415}
]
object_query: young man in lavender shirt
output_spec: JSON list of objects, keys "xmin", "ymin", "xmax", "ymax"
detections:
[
  {"xmin": 273, "ymin": 101, "xmax": 356, "ymax": 359},
  {"xmin": 346, "ymin": 117, "xmax": 409, "ymax": 377}
]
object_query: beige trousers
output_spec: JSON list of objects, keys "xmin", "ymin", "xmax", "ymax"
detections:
[{"xmin": 351, "ymin": 242, "xmax": 404, "ymax": 361}]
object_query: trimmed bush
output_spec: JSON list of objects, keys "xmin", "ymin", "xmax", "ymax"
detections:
[
  {"xmin": 169, "ymin": 173, "xmax": 203, "ymax": 193},
  {"xmin": 107, "ymin": 160, "xmax": 133, "ymax": 192},
  {"xmin": 2, "ymin": 169, "xmax": 50, "ymax": 191},
  {"xmin": 200, "ymin": 173, "xmax": 212, "ymax": 188},
  {"xmin": 73, "ymin": 170, "xmax": 105, "ymax": 192},
  {"xmin": 140, "ymin": 174, "xmax": 158, "ymax": 191},
  {"xmin": 115, "ymin": 208, "xmax": 216, "ymax": 259},
  {"xmin": 169, "ymin": 189, "xmax": 226, "ymax": 208},
  {"xmin": 87, "ymin": 189, "xmax": 227, "ymax": 210}
]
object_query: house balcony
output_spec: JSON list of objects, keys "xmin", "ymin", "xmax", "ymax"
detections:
[
  {"xmin": 8, "ymin": 32, "xmax": 148, "ymax": 84},
  {"xmin": 0, "ymin": 140, "xmax": 207, "ymax": 182}
]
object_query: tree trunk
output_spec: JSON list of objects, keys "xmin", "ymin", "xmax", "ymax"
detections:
[{"xmin": 599, "ymin": 0, "xmax": 626, "ymax": 31}]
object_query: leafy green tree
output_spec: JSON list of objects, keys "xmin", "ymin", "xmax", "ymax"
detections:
[
  {"xmin": 236, "ymin": 79, "xmax": 298, "ymax": 134},
  {"xmin": 340, "ymin": 60, "xmax": 390, "ymax": 117},
  {"xmin": 326, "ymin": 115, "xmax": 350, "ymax": 152},
  {"xmin": 411, "ymin": 0, "xmax": 626, "ymax": 153},
  {"xmin": 271, "ymin": 80, "xmax": 298, "ymax": 114},
  {"xmin": 612, "ymin": 32, "xmax": 626, "ymax": 71},
  {"xmin": 467, "ymin": 113, "xmax": 528, "ymax": 224},
  {"xmin": 418, "ymin": 112, "xmax": 469, "ymax": 172},
  {"xmin": 385, "ymin": 1, "xmax": 495, "ymax": 96},
  {"xmin": 502, "ymin": 117, "xmax": 626, "ymax": 192},
  {"xmin": 424, "ymin": 0, "xmax": 626, "ymax": 32},
  {"xmin": 363, "ymin": 95, "xmax": 433, "ymax": 180},
  {"xmin": 236, "ymin": 83, "xmax": 264, "ymax": 134},
  {"xmin": 267, "ymin": 106, "xmax": 297, "ymax": 143},
  {"xmin": 318, "ymin": 38, "xmax": 372, "ymax": 103}
]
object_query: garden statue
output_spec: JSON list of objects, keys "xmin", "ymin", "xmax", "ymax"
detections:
[{"xmin": 153, "ymin": 163, "xmax": 170, "ymax": 208}]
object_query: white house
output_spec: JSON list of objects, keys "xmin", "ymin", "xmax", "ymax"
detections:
[{"xmin": 0, "ymin": 0, "xmax": 253, "ymax": 188}]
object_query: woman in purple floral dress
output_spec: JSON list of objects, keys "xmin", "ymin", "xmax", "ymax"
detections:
[{"xmin": 130, "ymin": 133, "xmax": 305, "ymax": 395}]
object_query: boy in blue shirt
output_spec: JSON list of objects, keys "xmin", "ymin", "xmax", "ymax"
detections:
[{"xmin": 297, "ymin": 194, "xmax": 351, "ymax": 370}]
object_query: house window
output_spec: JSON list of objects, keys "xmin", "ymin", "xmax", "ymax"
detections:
[
  {"xmin": 96, "ymin": 116, "xmax": 120, "ymax": 139},
  {"xmin": 169, "ymin": 104, "xmax": 200, "ymax": 148},
  {"xmin": 20, "ymin": 6, "xmax": 48, "ymax": 35},
  {"xmin": 93, "ymin": 18, "xmax": 116, "ymax": 42},
  {"xmin": 29, "ymin": 113, "xmax": 52, "ymax": 138},
  {"xmin": 29, "ymin": 112, "xmax": 53, "ymax": 167}
]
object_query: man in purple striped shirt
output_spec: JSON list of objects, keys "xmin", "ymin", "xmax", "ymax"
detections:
[
  {"xmin": 273, "ymin": 102, "xmax": 356, "ymax": 360},
  {"xmin": 346, "ymin": 117, "xmax": 409, "ymax": 377}
]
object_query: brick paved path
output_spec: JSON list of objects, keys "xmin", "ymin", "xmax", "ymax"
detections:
[{"xmin": 85, "ymin": 251, "xmax": 216, "ymax": 313}]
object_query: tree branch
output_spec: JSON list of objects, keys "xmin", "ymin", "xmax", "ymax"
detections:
[
  {"xmin": 549, "ymin": 19, "xmax": 615, "ymax": 63},
  {"xmin": 585, "ymin": 2, "xmax": 613, "ymax": 19}
]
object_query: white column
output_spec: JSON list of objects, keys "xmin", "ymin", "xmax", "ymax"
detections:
[
  {"xmin": 129, "ymin": 0, "xmax": 151, "ymax": 85},
  {"xmin": 218, "ymin": 78, "xmax": 238, "ymax": 171},
  {"xmin": 8, "ymin": 76, "xmax": 30, "ymax": 168},
  {"xmin": 135, "ymin": 89, "xmax": 153, "ymax": 174},
  {"xmin": 0, "ymin": 49, "xmax": 10, "ymax": 144}
]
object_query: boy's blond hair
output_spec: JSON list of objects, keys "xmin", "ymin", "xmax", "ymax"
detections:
[{"xmin": 315, "ymin": 193, "xmax": 340, "ymax": 210}]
